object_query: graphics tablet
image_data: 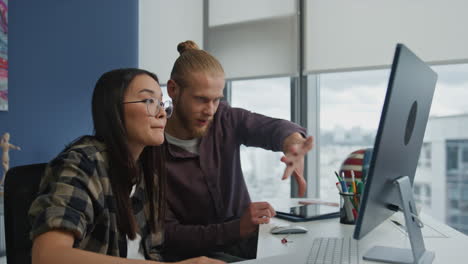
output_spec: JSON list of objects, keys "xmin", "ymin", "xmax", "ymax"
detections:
[{"xmin": 275, "ymin": 203, "xmax": 340, "ymax": 222}]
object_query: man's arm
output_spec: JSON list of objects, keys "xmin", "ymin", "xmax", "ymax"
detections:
[
  {"xmin": 163, "ymin": 207, "xmax": 241, "ymax": 256},
  {"xmin": 226, "ymin": 105, "xmax": 306, "ymax": 151},
  {"xmin": 226, "ymin": 105, "xmax": 313, "ymax": 197},
  {"xmin": 164, "ymin": 202, "xmax": 276, "ymax": 255}
]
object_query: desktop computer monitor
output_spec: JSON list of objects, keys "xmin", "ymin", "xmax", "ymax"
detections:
[{"xmin": 353, "ymin": 44, "xmax": 438, "ymax": 264}]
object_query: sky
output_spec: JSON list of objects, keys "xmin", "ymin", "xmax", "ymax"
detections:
[
  {"xmin": 320, "ymin": 63, "xmax": 468, "ymax": 131},
  {"xmin": 231, "ymin": 77, "xmax": 291, "ymax": 121},
  {"xmin": 164, "ymin": 63, "xmax": 468, "ymax": 134}
]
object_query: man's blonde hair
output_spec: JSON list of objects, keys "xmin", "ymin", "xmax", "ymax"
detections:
[{"xmin": 170, "ymin": 40, "xmax": 224, "ymax": 88}]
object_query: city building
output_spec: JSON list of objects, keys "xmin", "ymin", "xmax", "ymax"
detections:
[{"xmin": 414, "ymin": 114, "xmax": 468, "ymax": 234}]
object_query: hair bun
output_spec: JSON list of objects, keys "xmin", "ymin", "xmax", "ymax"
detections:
[{"xmin": 177, "ymin": 40, "xmax": 200, "ymax": 55}]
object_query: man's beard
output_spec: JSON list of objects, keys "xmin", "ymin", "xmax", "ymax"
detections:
[{"xmin": 175, "ymin": 100, "xmax": 212, "ymax": 138}]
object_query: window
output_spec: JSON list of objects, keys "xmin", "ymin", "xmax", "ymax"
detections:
[
  {"xmin": 447, "ymin": 145, "xmax": 459, "ymax": 171},
  {"xmin": 450, "ymin": 200, "xmax": 459, "ymax": 209},
  {"xmin": 427, "ymin": 63, "xmax": 468, "ymax": 234},
  {"xmin": 426, "ymin": 184, "xmax": 432, "ymax": 197},
  {"xmin": 462, "ymin": 188, "xmax": 468, "ymax": 201},
  {"xmin": 431, "ymin": 64, "xmax": 468, "ymax": 235},
  {"xmin": 463, "ymin": 146, "xmax": 468, "ymax": 164},
  {"xmin": 230, "ymin": 77, "xmax": 291, "ymax": 201},
  {"xmin": 450, "ymin": 215, "xmax": 459, "ymax": 223},
  {"xmin": 160, "ymin": 85, "xmax": 171, "ymax": 103},
  {"xmin": 414, "ymin": 185, "xmax": 421, "ymax": 196},
  {"xmin": 447, "ymin": 185, "xmax": 460, "ymax": 200},
  {"xmin": 412, "ymin": 183, "xmax": 431, "ymax": 207},
  {"xmin": 461, "ymin": 216, "xmax": 468, "ymax": 224},
  {"xmin": 318, "ymin": 69, "xmax": 388, "ymax": 202},
  {"xmin": 316, "ymin": 63, "xmax": 468, "ymax": 235},
  {"xmin": 421, "ymin": 143, "xmax": 432, "ymax": 168}
]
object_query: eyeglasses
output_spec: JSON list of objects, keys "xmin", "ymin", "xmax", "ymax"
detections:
[{"xmin": 123, "ymin": 98, "xmax": 173, "ymax": 118}]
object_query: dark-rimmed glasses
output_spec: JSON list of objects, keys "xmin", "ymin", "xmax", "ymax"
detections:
[{"xmin": 123, "ymin": 98, "xmax": 173, "ymax": 118}]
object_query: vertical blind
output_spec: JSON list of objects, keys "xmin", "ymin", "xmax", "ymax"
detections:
[
  {"xmin": 139, "ymin": 0, "xmax": 468, "ymax": 80},
  {"xmin": 305, "ymin": 0, "xmax": 468, "ymax": 73},
  {"xmin": 207, "ymin": 0, "xmax": 299, "ymax": 79},
  {"xmin": 139, "ymin": 0, "xmax": 204, "ymax": 84}
]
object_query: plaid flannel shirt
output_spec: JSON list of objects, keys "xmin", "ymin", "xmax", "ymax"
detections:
[{"xmin": 28, "ymin": 136, "xmax": 163, "ymax": 260}]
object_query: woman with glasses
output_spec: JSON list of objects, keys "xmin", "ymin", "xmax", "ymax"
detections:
[{"xmin": 28, "ymin": 68, "xmax": 224, "ymax": 264}]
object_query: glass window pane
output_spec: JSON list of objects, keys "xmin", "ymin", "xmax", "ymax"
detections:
[
  {"xmin": 317, "ymin": 63, "xmax": 468, "ymax": 235},
  {"xmin": 231, "ymin": 77, "xmax": 291, "ymax": 201},
  {"xmin": 414, "ymin": 185, "xmax": 421, "ymax": 195},
  {"xmin": 429, "ymin": 64, "xmax": 468, "ymax": 117},
  {"xmin": 426, "ymin": 185, "xmax": 432, "ymax": 197},
  {"xmin": 425, "ymin": 143, "xmax": 432, "ymax": 159},
  {"xmin": 462, "ymin": 147, "xmax": 468, "ymax": 163},
  {"xmin": 461, "ymin": 216, "xmax": 468, "ymax": 224},
  {"xmin": 447, "ymin": 145, "xmax": 459, "ymax": 171},
  {"xmin": 425, "ymin": 64, "xmax": 468, "ymax": 234},
  {"xmin": 450, "ymin": 215, "xmax": 459, "ymax": 223},
  {"xmin": 462, "ymin": 188, "xmax": 468, "ymax": 201},
  {"xmin": 318, "ymin": 69, "xmax": 388, "ymax": 202},
  {"xmin": 450, "ymin": 200, "xmax": 458, "ymax": 208},
  {"xmin": 160, "ymin": 85, "xmax": 171, "ymax": 103}
]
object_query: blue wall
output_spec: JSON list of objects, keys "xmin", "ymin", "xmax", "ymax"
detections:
[{"xmin": 0, "ymin": 0, "xmax": 138, "ymax": 171}]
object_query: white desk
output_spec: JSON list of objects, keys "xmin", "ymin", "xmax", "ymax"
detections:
[{"xmin": 239, "ymin": 199, "xmax": 468, "ymax": 264}]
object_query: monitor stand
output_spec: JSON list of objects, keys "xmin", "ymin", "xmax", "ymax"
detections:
[{"xmin": 363, "ymin": 176, "xmax": 435, "ymax": 264}]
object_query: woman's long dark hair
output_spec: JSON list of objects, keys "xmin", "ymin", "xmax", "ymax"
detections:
[{"xmin": 91, "ymin": 68, "xmax": 166, "ymax": 239}]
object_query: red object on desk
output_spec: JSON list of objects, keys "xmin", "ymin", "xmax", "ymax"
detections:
[
  {"xmin": 281, "ymin": 235, "xmax": 293, "ymax": 245},
  {"xmin": 339, "ymin": 148, "xmax": 373, "ymax": 182}
]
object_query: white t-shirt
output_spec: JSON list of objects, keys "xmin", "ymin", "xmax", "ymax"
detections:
[
  {"xmin": 127, "ymin": 185, "xmax": 145, "ymax": 260},
  {"xmin": 165, "ymin": 132, "xmax": 200, "ymax": 154}
]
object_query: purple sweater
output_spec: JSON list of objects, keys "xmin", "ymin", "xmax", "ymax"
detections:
[{"xmin": 163, "ymin": 102, "xmax": 306, "ymax": 256}]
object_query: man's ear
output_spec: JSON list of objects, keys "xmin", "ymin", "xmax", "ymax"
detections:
[{"xmin": 167, "ymin": 79, "xmax": 178, "ymax": 100}]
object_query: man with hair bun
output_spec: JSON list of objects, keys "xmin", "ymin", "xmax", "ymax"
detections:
[{"xmin": 163, "ymin": 40, "xmax": 313, "ymax": 262}]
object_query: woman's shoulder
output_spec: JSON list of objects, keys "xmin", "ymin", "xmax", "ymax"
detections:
[
  {"xmin": 49, "ymin": 136, "xmax": 109, "ymax": 174},
  {"xmin": 40, "ymin": 136, "xmax": 111, "ymax": 197},
  {"xmin": 67, "ymin": 135, "xmax": 106, "ymax": 156}
]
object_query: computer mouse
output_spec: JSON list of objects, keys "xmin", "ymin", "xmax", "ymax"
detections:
[{"xmin": 270, "ymin": 225, "xmax": 308, "ymax": 234}]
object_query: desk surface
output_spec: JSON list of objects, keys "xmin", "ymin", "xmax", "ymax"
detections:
[{"xmin": 239, "ymin": 199, "xmax": 468, "ymax": 264}]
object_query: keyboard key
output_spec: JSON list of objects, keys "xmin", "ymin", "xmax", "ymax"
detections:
[{"xmin": 307, "ymin": 237, "xmax": 359, "ymax": 264}]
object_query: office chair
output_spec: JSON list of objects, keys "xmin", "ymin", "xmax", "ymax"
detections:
[{"xmin": 4, "ymin": 163, "xmax": 46, "ymax": 264}]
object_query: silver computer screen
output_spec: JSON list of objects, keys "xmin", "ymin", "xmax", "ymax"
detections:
[{"xmin": 353, "ymin": 43, "xmax": 438, "ymax": 239}]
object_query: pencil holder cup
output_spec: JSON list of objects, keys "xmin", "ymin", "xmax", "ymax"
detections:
[{"xmin": 339, "ymin": 192, "xmax": 360, "ymax": 225}]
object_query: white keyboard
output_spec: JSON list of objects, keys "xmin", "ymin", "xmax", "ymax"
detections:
[{"xmin": 307, "ymin": 237, "xmax": 359, "ymax": 264}]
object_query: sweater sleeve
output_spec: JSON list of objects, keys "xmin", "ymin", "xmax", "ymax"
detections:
[
  {"xmin": 222, "ymin": 103, "xmax": 307, "ymax": 151},
  {"xmin": 163, "ymin": 206, "xmax": 241, "ymax": 256}
]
